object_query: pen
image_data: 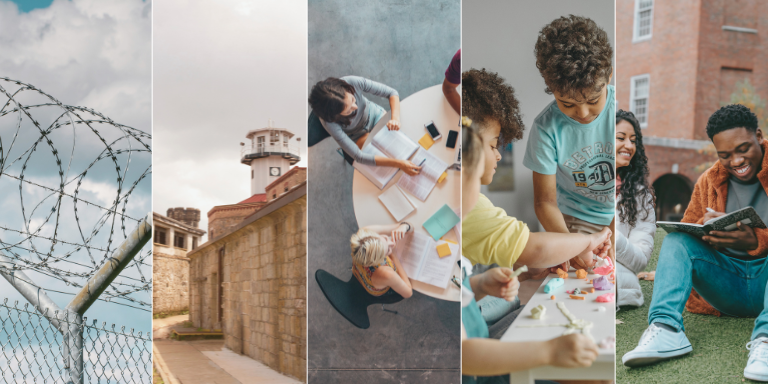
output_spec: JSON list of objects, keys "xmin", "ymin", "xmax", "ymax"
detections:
[
  {"xmin": 706, "ymin": 207, "xmax": 715, "ymax": 213},
  {"xmin": 451, "ymin": 276, "xmax": 461, "ymax": 288},
  {"xmin": 414, "ymin": 158, "xmax": 426, "ymax": 171}
]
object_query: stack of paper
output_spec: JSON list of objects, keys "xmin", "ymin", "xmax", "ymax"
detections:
[
  {"xmin": 378, "ymin": 185, "xmax": 416, "ymax": 221},
  {"xmin": 396, "ymin": 147, "xmax": 449, "ymax": 201},
  {"xmin": 354, "ymin": 129, "xmax": 419, "ymax": 189}
]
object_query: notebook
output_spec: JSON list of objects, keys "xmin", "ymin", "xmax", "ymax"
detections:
[
  {"xmin": 395, "ymin": 231, "xmax": 459, "ymax": 289},
  {"xmin": 423, "ymin": 204, "xmax": 460, "ymax": 240},
  {"xmin": 378, "ymin": 185, "xmax": 416, "ymax": 221},
  {"xmin": 353, "ymin": 129, "xmax": 419, "ymax": 189},
  {"xmin": 657, "ymin": 206, "xmax": 767, "ymax": 237},
  {"xmin": 396, "ymin": 147, "xmax": 450, "ymax": 201}
]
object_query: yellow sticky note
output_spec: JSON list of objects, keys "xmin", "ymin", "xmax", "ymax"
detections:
[
  {"xmin": 418, "ymin": 133, "xmax": 435, "ymax": 150},
  {"xmin": 437, "ymin": 171, "xmax": 447, "ymax": 183},
  {"xmin": 436, "ymin": 243, "xmax": 452, "ymax": 258},
  {"xmin": 442, "ymin": 239, "xmax": 458, "ymax": 245}
]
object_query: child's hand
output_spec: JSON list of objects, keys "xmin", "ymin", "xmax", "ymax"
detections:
[
  {"xmin": 400, "ymin": 160, "xmax": 422, "ymax": 176},
  {"xmin": 386, "ymin": 119, "xmax": 401, "ymax": 131},
  {"xmin": 478, "ymin": 268, "xmax": 519, "ymax": 301},
  {"xmin": 576, "ymin": 227, "xmax": 612, "ymax": 267},
  {"xmin": 548, "ymin": 334, "xmax": 599, "ymax": 368}
]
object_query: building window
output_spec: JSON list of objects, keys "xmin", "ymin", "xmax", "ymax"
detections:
[
  {"xmin": 270, "ymin": 131, "xmax": 279, "ymax": 144},
  {"xmin": 633, "ymin": 0, "xmax": 653, "ymax": 42},
  {"xmin": 155, "ymin": 228, "xmax": 167, "ymax": 245},
  {"xmin": 174, "ymin": 234, "xmax": 185, "ymax": 248},
  {"xmin": 192, "ymin": 237, "xmax": 198, "ymax": 250},
  {"xmin": 257, "ymin": 136, "xmax": 265, "ymax": 149},
  {"xmin": 283, "ymin": 135, "xmax": 289, "ymax": 146},
  {"xmin": 630, "ymin": 74, "xmax": 650, "ymax": 128},
  {"xmin": 251, "ymin": 170, "xmax": 254, "ymax": 179}
]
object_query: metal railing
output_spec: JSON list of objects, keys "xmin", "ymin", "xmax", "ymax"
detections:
[
  {"xmin": 241, "ymin": 143, "xmax": 301, "ymax": 159},
  {"xmin": 0, "ymin": 300, "xmax": 151, "ymax": 384}
]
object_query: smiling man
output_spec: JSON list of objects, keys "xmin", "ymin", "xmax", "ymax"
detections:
[
  {"xmin": 622, "ymin": 104, "xmax": 768, "ymax": 382},
  {"xmin": 523, "ymin": 15, "xmax": 616, "ymax": 272}
]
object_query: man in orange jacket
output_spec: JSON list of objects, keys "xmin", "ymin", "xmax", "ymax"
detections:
[{"xmin": 623, "ymin": 104, "xmax": 768, "ymax": 382}]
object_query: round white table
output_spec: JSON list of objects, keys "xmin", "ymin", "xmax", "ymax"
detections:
[{"xmin": 352, "ymin": 84, "xmax": 461, "ymax": 302}]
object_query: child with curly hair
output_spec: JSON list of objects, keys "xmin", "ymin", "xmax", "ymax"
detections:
[{"xmin": 523, "ymin": 15, "xmax": 616, "ymax": 271}]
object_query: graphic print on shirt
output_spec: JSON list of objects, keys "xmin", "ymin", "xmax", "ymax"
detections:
[{"xmin": 564, "ymin": 142, "xmax": 615, "ymax": 203}]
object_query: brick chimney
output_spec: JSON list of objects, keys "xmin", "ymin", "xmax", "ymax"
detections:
[{"xmin": 166, "ymin": 207, "xmax": 201, "ymax": 228}]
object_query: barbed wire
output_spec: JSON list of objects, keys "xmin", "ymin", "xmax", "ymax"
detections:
[{"xmin": 0, "ymin": 77, "xmax": 152, "ymax": 311}]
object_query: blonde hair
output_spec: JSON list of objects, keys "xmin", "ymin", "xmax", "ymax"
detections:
[
  {"xmin": 461, "ymin": 116, "xmax": 484, "ymax": 181},
  {"xmin": 350, "ymin": 229, "xmax": 389, "ymax": 267}
]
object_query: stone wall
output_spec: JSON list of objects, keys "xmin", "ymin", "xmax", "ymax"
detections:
[
  {"xmin": 207, "ymin": 203, "xmax": 265, "ymax": 241},
  {"xmin": 153, "ymin": 253, "xmax": 190, "ymax": 314},
  {"xmin": 188, "ymin": 190, "xmax": 306, "ymax": 382}
]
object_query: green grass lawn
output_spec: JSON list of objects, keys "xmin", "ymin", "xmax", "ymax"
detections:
[{"xmin": 617, "ymin": 229, "xmax": 760, "ymax": 383}]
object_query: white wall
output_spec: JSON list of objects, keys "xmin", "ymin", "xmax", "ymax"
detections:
[{"xmin": 463, "ymin": 0, "xmax": 615, "ymax": 229}]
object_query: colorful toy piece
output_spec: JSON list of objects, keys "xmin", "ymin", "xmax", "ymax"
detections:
[
  {"xmin": 593, "ymin": 256, "xmax": 614, "ymax": 275},
  {"xmin": 550, "ymin": 295, "xmax": 556, "ymax": 300},
  {"xmin": 569, "ymin": 295, "xmax": 585, "ymax": 300},
  {"xmin": 510, "ymin": 265, "xmax": 528, "ymax": 278},
  {"xmin": 544, "ymin": 278, "xmax": 564, "ymax": 293},
  {"xmin": 531, "ymin": 304, "xmax": 546, "ymax": 319},
  {"xmin": 556, "ymin": 268, "xmax": 568, "ymax": 279},
  {"xmin": 596, "ymin": 293, "xmax": 615, "ymax": 303},
  {"xmin": 575, "ymin": 269, "xmax": 587, "ymax": 279},
  {"xmin": 593, "ymin": 276, "xmax": 614, "ymax": 291}
]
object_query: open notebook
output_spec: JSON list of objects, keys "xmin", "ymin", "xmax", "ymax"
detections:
[
  {"xmin": 657, "ymin": 206, "xmax": 767, "ymax": 237},
  {"xmin": 396, "ymin": 147, "xmax": 449, "ymax": 201},
  {"xmin": 394, "ymin": 231, "xmax": 459, "ymax": 289},
  {"xmin": 353, "ymin": 129, "xmax": 419, "ymax": 189}
]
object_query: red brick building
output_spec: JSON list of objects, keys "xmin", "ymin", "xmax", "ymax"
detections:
[{"xmin": 617, "ymin": 0, "xmax": 768, "ymax": 220}]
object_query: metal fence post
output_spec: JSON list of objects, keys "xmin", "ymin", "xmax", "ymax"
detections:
[{"xmin": 63, "ymin": 310, "xmax": 84, "ymax": 384}]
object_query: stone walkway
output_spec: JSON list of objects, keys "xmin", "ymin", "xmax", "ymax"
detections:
[{"xmin": 155, "ymin": 339, "xmax": 303, "ymax": 384}]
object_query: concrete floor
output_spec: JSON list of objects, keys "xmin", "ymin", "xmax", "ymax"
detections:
[{"xmin": 308, "ymin": 2, "xmax": 460, "ymax": 382}]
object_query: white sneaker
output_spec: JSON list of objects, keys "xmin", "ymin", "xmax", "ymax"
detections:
[
  {"xmin": 622, "ymin": 323, "xmax": 693, "ymax": 367},
  {"xmin": 745, "ymin": 337, "xmax": 768, "ymax": 382}
]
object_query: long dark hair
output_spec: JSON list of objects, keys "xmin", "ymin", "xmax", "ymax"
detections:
[
  {"xmin": 617, "ymin": 109, "xmax": 655, "ymax": 228},
  {"xmin": 308, "ymin": 77, "xmax": 356, "ymax": 127}
]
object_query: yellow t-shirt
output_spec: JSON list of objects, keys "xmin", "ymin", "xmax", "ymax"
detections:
[{"xmin": 462, "ymin": 194, "xmax": 530, "ymax": 267}]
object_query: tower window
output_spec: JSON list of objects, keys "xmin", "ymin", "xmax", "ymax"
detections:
[
  {"xmin": 270, "ymin": 131, "xmax": 279, "ymax": 144},
  {"xmin": 257, "ymin": 136, "xmax": 265, "ymax": 149},
  {"xmin": 155, "ymin": 228, "xmax": 167, "ymax": 245},
  {"xmin": 251, "ymin": 170, "xmax": 254, "ymax": 179}
]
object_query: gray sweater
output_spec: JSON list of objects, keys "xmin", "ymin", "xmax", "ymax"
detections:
[{"xmin": 319, "ymin": 76, "xmax": 399, "ymax": 165}]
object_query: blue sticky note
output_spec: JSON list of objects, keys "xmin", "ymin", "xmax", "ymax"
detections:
[{"xmin": 423, "ymin": 204, "xmax": 460, "ymax": 240}]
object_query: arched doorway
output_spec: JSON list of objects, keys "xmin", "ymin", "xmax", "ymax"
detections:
[{"xmin": 652, "ymin": 174, "xmax": 694, "ymax": 222}]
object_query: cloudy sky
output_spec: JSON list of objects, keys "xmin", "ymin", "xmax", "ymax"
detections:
[
  {"xmin": 0, "ymin": 0, "xmax": 151, "ymax": 333},
  {"xmin": 153, "ymin": 0, "xmax": 307, "ymax": 238}
]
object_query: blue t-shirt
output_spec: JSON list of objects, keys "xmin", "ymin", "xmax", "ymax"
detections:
[{"xmin": 523, "ymin": 85, "xmax": 616, "ymax": 226}]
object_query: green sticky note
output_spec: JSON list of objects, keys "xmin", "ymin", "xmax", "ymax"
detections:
[{"xmin": 423, "ymin": 204, "xmax": 460, "ymax": 240}]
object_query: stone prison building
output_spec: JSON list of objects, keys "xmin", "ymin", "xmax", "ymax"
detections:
[
  {"xmin": 187, "ymin": 180, "xmax": 307, "ymax": 382},
  {"xmin": 153, "ymin": 208, "xmax": 205, "ymax": 315}
]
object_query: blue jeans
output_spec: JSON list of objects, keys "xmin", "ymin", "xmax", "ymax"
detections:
[{"xmin": 648, "ymin": 232, "xmax": 768, "ymax": 340}]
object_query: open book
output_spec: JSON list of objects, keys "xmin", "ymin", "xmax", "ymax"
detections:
[
  {"xmin": 657, "ymin": 206, "xmax": 767, "ymax": 237},
  {"xmin": 396, "ymin": 147, "xmax": 449, "ymax": 201},
  {"xmin": 378, "ymin": 185, "xmax": 416, "ymax": 221},
  {"xmin": 395, "ymin": 231, "xmax": 459, "ymax": 289},
  {"xmin": 353, "ymin": 129, "xmax": 419, "ymax": 189}
]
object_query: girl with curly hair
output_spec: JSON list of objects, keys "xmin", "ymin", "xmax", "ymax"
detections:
[{"xmin": 616, "ymin": 109, "xmax": 656, "ymax": 307}]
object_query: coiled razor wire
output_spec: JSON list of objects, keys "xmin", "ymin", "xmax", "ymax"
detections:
[
  {"xmin": 0, "ymin": 77, "xmax": 152, "ymax": 311},
  {"xmin": 0, "ymin": 300, "xmax": 151, "ymax": 384}
]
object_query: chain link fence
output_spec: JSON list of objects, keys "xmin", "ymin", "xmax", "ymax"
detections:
[{"xmin": 0, "ymin": 300, "xmax": 151, "ymax": 383}]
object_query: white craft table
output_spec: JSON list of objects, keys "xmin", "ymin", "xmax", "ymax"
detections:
[
  {"xmin": 501, "ymin": 271, "xmax": 616, "ymax": 383},
  {"xmin": 352, "ymin": 84, "xmax": 461, "ymax": 302}
]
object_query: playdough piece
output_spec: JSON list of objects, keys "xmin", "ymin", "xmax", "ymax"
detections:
[
  {"xmin": 510, "ymin": 265, "xmax": 528, "ymax": 278},
  {"xmin": 437, "ymin": 171, "xmax": 447, "ymax": 183},
  {"xmin": 597, "ymin": 306, "xmax": 606, "ymax": 312},
  {"xmin": 544, "ymin": 278, "xmax": 564, "ymax": 293},
  {"xmin": 556, "ymin": 268, "xmax": 568, "ymax": 279},
  {"xmin": 598, "ymin": 336, "xmax": 616, "ymax": 350},
  {"xmin": 593, "ymin": 256, "xmax": 614, "ymax": 275},
  {"xmin": 569, "ymin": 295, "xmax": 585, "ymax": 300},
  {"xmin": 575, "ymin": 269, "xmax": 587, "ymax": 279},
  {"xmin": 596, "ymin": 293, "xmax": 615, "ymax": 303},
  {"xmin": 531, "ymin": 304, "xmax": 546, "ymax": 319},
  {"xmin": 551, "ymin": 295, "xmax": 556, "ymax": 300},
  {"xmin": 436, "ymin": 243, "xmax": 452, "ymax": 258},
  {"xmin": 593, "ymin": 276, "xmax": 614, "ymax": 291},
  {"xmin": 589, "ymin": 288, "xmax": 595, "ymax": 293},
  {"xmin": 573, "ymin": 288, "xmax": 582, "ymax": 295}
]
